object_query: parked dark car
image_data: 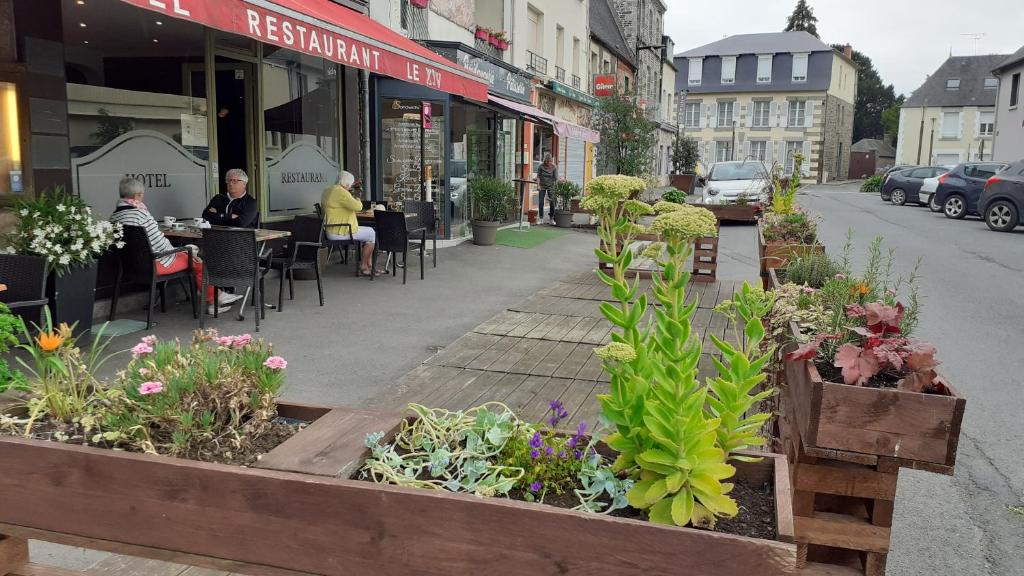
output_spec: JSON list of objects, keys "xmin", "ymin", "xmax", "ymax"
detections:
[
  {"xmin": 978, "ymin": 160, "xmax": 1024, "ymax": 231},
  {"xmin": 881, "ymin": 166, "xmax": 947, "ymax": 205},
  {"xmin": 934, "ymin": 162, "xmax": 1010, "ymax": 219},
  {"xmin": 879, "ymin": 165, "xmax": 920, "ymax": 201}
]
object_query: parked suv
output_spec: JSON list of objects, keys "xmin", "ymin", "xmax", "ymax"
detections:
[
  {"xmin": 934, "ymin": 162, "xmax": 1010, "ymax": 219},
  {"xmin": 881, "ymin": 166, "xmax": 947, "ymax": 206},
  {"xmin": 978, "ymin": 160, "xmax": 1024, "ymax": 231}
]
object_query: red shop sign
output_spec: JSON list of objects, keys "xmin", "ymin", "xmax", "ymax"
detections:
[{"xmin": 593, "ymin": 74, "xmax": 617, "ymax": 97}]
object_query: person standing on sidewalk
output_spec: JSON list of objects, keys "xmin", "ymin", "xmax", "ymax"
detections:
[{"xmin": 537, "ymin": 153, "xmax": 558, "ymax": 224}]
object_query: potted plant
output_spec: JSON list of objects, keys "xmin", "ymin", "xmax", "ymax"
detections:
[
  {"xmin": 469, "ymin": 176, "xmax": 515, "ymax": 246},
  {"xmin": 550, "ymin": 180, "xmax": 581, "ymax": 228},
  {"xmin": 474, "ymin": 25, "xmax": 490, "ymax": 41},
  {"xmin": 493, "ymin": 31, "xmax": 510, "ymax": 51},
  {"xmin": 409, "ymin": 0, "xmax": 429, "ymax": 9},
  {"xmin": 757, "ymin": 155, "xmax": 823, "ymax": 283},
  {"xmin": 669, "ymin": 134, "xmax": 700, "ymax": 194},
  {"xmin": 4, "ymin": 187, "xmax": 123, "ymax": 338},
  {"xmin": 772, "ymin": 239, "xmax": 966, "ymax": 468}
]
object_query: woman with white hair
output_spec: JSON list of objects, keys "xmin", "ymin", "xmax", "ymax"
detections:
[
  {"xmin": 110, "ymin": 177, "xmax": 242, "ymax": 315},
  {"xmin": 321, "ymin": 170, "xmax": 380, "ymax": 276}
]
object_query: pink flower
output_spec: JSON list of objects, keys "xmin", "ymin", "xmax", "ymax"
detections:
[
  {"xmin": 131, "ymin": 342, "xmax": 153, "ymax": 357},
  {"xmin": 263, "ymin": 356, "xmax": 287, "ymax": 370},
  {"xmin": 232, "ymin": 334, "xmax": 253, "ymax": 348},
  {"xmin": 801, "ymin": 285, "xmax": 815, "ymax": 294},
  {"xmin": 138, "ymin": 381, "xmax": 164, "ymax": 395},
  {"xmin": 141, "ymin": 335, "xmax": 157, "ymax": 346},
  {"xmin": 834, "ymin": 273, "xmax": 847, "ymax": 281},
  {"xmin": 138, "ymin": 367, "xmax": 150, "ymax": 377},
  {"xmin": 214, "ymin": 336, "xmax": 235, "ymax": 347}
]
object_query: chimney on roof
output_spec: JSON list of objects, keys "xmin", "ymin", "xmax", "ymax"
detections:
[{"xmin": 843, "ymin": 44, "xmax": 853, "ymax": 59}]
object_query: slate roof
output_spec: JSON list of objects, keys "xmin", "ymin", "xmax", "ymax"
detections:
[
  {"xmin": 993, "ymin": 45, "xmax": 1024, "ymax": 75},
  {"xmin": 852, "ymin": 138, "xmax": 896, "ymax": 157},
  {"xmin": 589, "ymin": 0, "xmax": 636, "ymax": 68},
  {"xmin": 674, "ymin": 31, "xmax": 833, "ymax": 58},
  {"xmin": 904, "ymin": 55, "xmax": 1008, "ymax": 108}
]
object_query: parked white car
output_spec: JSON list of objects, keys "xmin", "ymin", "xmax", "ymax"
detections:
[
  {"xmin": 921, "ymin": 165, "xmax": 957, "ymax": 212},
  {"xmin": 700, "ymin": 160, "xmax": 772, "ymax": 205}
]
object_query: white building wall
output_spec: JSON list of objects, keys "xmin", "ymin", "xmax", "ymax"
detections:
[
  {"xmin": 510, "ymin": 0, "xmax": 589, "ymax": 83},
  {"xmin": 993, "ymin": 63, "xmax": 1024, "ymax": 162}
]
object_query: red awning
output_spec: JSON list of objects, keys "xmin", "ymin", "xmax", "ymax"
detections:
[
  {"xmin": 115, "ymin": 0, "xmax": 489, "ymax": 101},
  {"xmin": 489, "ymin": 95, "xmax": 600, "ymax": 143}
]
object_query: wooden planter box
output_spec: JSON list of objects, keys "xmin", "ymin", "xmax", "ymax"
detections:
[
  {"xmin": 692, "ymin": 203, "xmax": 761, "ymax": 223},
  {"xmin": 670, "ymin": 173, "xmax": 696, "ymax": 194},
  {"xmin": 599, "ymin": 231, "xmax": 720, "ymax": 281},
  {"xmin": 758, "ymin": 223, "xmax": 824, "ymax": 285},
  {"xmin": 0, "ymin": 404, "xmax": 797, "ymax": 576},
  {"xmin": 782, "ymin": 321, "xmax": 966, "ymax": 469}
]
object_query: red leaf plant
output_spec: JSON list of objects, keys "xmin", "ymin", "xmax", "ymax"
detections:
[{"xmin": 785, "ymin": 301, "xmax": 945, "ymax": 394}]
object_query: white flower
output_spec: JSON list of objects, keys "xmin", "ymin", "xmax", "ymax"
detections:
[
  {"xmin": 56, "ymin": 204, "xmax": 66, "ymax": 212},
  {"xmin": 19, "ymin": 209, "xmax": 28, "ymax": 216},
  {"xmin": 58, "ymin": 254, "xmax": 70, "ymax": 265}
]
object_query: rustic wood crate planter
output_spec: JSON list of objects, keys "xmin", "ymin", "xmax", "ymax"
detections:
[
  {"xmin": 0, "ymin": 402, "xmax": 799, "ymax": 576},
  {"xmin": 781, "ymin": 319, "xmax": 965, "ymax": 469},
  {"xmin": 691, "ymin": 203, "xmax": 761, "ymax": 223},
  {"xmin": 758, "ymin": 223, "xmax": 825, "ymax": 288},
  {"xmin": 598, "ymin": 231, "xmax": 720, "ymax": 281}
]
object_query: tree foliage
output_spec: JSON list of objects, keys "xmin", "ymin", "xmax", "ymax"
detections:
[
  {"xmin": 832, "ymin": 46, "xmax": 900, "ymax": 143},
  {"xmin": 881, "ymin": 95, "xmax": 905, "ymax": 147},
  {"xmin": 671, "ymin": 135, "xmax": 700, "ymax": 174},
  {"xmin": 593, "ymin": 90, "xmax": 657, "ymax": 178},
  {"xmin": 784, "ymin": 0, "xmax": 819, "ymax": 38}
]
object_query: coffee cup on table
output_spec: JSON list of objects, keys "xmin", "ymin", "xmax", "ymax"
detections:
[
  {"xmin": 191, "ymin": 217, "xmax": 203, "ymax": 227},
  {"xmin": 163, "ymin": 216, "xmax": 176, "ymax": 226}
]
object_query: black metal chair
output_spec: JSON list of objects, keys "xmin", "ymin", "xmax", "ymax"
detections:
[
  {"xmin": 374, "ymin": 211, "xmax": 425, "ymax": 285},
  {"xmin": 110, "ymin": 225, "xmax": 198, "ymax": 330},
  {"xmin": 404, "ymin": 200, "xmax": 438, "ymax": 268},
  {"xmin": 266, "ymin": 215, "xmax": 324, "ymax": 311},
  {"xmin": 0, "ymin": 254, "xmax": 49, "ymax": 328},
  {"xmin": 199, "ymin": 228, "xmax": 267, "ymax": 332}
]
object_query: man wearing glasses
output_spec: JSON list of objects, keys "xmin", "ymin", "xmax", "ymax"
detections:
[{"xmin": 204, "ymin": 168, "xmax": 258, "ymax": 228}]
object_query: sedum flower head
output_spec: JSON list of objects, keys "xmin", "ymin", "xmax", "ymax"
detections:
[
  {"xmin": 653, "ymin": 200, "xmax": 686, "ymax": 214},
  {"xmin": 641, "ymin": 242, "xmax": 665, "ymax": 260},
  {"xmin": 595, "ymin": 342, "xmax": 637, "ymax": 362},
  {"xmin": 581, "ymin": 175, "xmax": 647, "ymax": 214},
  {"xmin": 649, "ymin": 206, "xmax": 718, "ymax": 240},
  {"xmin": 623, "ymin": 199, "xmax": 654, "ymax": 219}
]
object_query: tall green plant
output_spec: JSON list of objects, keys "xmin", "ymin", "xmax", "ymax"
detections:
[
  {"xmin": 671, "ymin": 134, "xmax": 700, "ymax": 174},
  {"xmin": 469, "ymin": 177, "xmax": 515, "ymax": 222},
  {"xmin": 592, "ymin": 90, "xmax": 657, "ymax": 177},
  {"xmin": 771, "ymin": 153, "xmax": 803, "ymax": 216}
]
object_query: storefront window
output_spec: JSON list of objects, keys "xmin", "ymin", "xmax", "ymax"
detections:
[
  {"xmin": 63, "ymin": 2, "xmax": 208, "ymax": 219},
  {"xmin": 261, "ymin": 46, "xmax": 341, "ymax": 216},
  {"xmin": 450, "ymin": 103, "xmax": 494, "ymax": 238},
  {"xmin": 380, "ymin": 98, "xmax": 445, "ymax": 227},
  {"xmin": 0, "ymin": 82, "xmax": 22, "ymax": 195}
]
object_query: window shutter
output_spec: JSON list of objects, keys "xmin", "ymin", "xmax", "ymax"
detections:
[
  {"xmin": 939, "ymin": 112, "xmax": 946, "ymax": 137},
  {"xmin": 709, "ymin": 104, "xmax": 717, "ymax": 128},
  {"xmin": 775, "ymin": 141, "xmax": 784, "ymax": 168},
  {"xmin": 740, "ymin": 104, "xmax": 748, "ymax": 128},
  {"xmin": 780, "ymin": 101, "xmax": 789, "ymax": 128},
  {"xmin": 765, "ymin": 139, "xmax": 774, "ymax": 165},
  {"xmin": 802, "ymin": 141, "xmax": 811, "ymax": 176},
  {"xmin": 974, "ymin": 110, "xmax": 981, "ymax": 137},
  {"xmin": 805, "ymin": 100, "xmax": 815, "ymax": 128},
  {"xmin": 710, "ymin": 141, "xmax": 717, "ymax": 162},
  {"xmin": 744, "ymin": 140, "xmax": 751, "ymax": 160},
  {"xmin": 771, "ymin": 101, "xmax": 779, "ymax": 127},
  {"xmin": 958, "ymin": 111, "xmax": 964, "ymax": 139}
]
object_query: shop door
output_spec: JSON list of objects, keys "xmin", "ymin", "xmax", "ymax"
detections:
[{"xmin": 214, "ymin": 59, "xmax": 258, "ymax": 199}]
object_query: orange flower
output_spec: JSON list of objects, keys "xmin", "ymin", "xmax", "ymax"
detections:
[
  {"xmin": 36, "ymin": 331, "xmax": 65, "ymax": 353},
  {"xmin": 857, "ymin": 283, "xmax": 870, "ymax": 296}
]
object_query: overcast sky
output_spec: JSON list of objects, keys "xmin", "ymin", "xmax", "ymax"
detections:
[{"xmin": 664, "ymin": 0, "xmax": 1024, "ymax": 96}]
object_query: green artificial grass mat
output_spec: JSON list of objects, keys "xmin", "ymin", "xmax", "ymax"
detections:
[{"xmin": 493, "ymin": 226, "xmax": 569, "ymax": 248}]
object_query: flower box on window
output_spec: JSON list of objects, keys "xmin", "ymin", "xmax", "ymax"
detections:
[
  {"xmin": 475, "ymin": 26, "xmax": 490, "ymax": 41},
  {"xmin": 409, "ymin": 0, "xmax": 428, "ymax": 9}
]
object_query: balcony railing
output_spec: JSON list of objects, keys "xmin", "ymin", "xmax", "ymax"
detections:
[
  {"xmin": 571, "ymin": 74, "xmax": 581, "ymax": 90},
  {"xmin": 554, "ymin": 66, "xmax": 565, "ymax": 82},
  {"xmin": 473, "ymin": 38, "xmax": 502, "ymax": 60},
  {"xmin": 527, "ymin": 50, "xmax": 548, "ymax": 76}
]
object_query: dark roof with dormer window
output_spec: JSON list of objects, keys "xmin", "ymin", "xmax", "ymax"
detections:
[
  {"xmin": 904, "ymin": 55, "xmax": 1009, "ymax": 108},
  {"xmin": 589, "ymin": 0, "xmax": 636, "ymax": 69}
]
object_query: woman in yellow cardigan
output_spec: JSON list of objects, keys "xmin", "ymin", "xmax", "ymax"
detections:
[{"xmin": 322, "ymin": 171, "xmax": 379, "ymax": 276}]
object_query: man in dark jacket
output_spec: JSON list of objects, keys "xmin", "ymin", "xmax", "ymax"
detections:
[{"xmin": 204, "ymin": 168, "xmax": 258, "ymax": 228}]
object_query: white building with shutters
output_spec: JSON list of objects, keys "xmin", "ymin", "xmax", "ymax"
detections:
[
  {"xmin": 896, "ymin": 54, "xmax": 1009, "ymax": 166},
  {"xmin": 674, "ymin": 32, "xmax": 857, "ymax": 183}
]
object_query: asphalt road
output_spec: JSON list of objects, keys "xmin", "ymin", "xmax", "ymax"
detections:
[{"xmin": 799, "ymin": 183, "xmax": 1024, "ymax": 576}]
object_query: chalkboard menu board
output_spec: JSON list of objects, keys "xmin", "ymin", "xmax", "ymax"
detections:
[{"xmin": 381, "ymin": 99, "xmax": 444, "ymax": 204}]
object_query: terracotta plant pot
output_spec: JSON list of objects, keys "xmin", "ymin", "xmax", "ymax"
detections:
[
  {"xmin": 475, "ymin": 28, "xmax": 489, "ymax": 41},
  {"xmin": 471, "ymin": 220, "xmax": 502, "ymax": 245}
]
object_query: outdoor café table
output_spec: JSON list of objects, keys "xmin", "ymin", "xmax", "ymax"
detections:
[
  {"xmin": 354, "ymin": 211, "xmax": 424, "ymax": 273},
  {"xmin": 159, "ymin": 225, "xmax": 291, "ymax": 319}
]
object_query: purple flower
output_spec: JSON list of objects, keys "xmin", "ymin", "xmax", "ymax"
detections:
[
  {"xmin": 574, "ymin": 450, "xmax": 582, "ymax": 460},
  {"xmin": 545, "ymin": 446, "xmax": 554, "ymax": 456},
  {"xmin": 548, "ymin": 399, "xmax": 564, "ymax": 412},
  {"xmin": 566, "ymin": 437, "xmax": 577, "ymax": 448},
  {"xmin": 529, "ymin": 431, "xmax": 543, "ymax": 449},
  {"xmin": 546, "ymin": 399, "xmax": 570, "ymax": 426},
  {"xmin": 558, "ymin": 450, "xmax": 567, "ymax": 459},
  {"xmin": 577, "ymin": 422, "xmax": 588, "ymax": 436},
  {"xmin": 530, "ymin": 481, "xmax": 542, "ymax": 493},
  {"xmin": 530, "ymin": 448, "xmax": 540, "ymax": 459}
]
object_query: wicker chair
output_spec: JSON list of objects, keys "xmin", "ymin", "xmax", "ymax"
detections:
[
  {"xmin": 265, "ymin": 215, "xmax": 325, "ymax": 311},
  {"xmin": 374, "ymin": 211, "xmax": 424, "ymax": 284},
  {"xmin": 403, "ymin": 200, "xmax": 438, "ymax": 268},
  {"xmin": 110, "ymin": 225, "xmax": 198, "ymax": 330},
  {"xmin": 0, "ymin": 254, "xmax": 49, "ymax": 328},
  {"xmin": 199, "ymin": 228, "xmax": 267, "ymax": 332}
]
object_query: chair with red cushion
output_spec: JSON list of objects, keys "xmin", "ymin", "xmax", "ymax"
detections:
[{"xmin": 110, "ymin": 225, "xmax": 197, "ymax": 330}]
